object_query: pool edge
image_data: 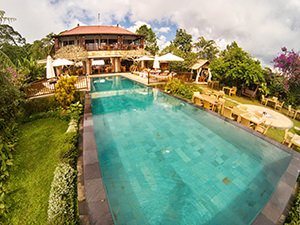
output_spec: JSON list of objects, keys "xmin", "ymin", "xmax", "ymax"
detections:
[{"xmin": 83, "ymin": 92, "xmax": 114, "ymax": 225}]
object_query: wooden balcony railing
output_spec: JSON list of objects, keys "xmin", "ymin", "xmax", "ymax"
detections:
[
  {"xmin": 85, "ymin": 43, "xmax": 142, "ymax": 51},
  {"xmin": 24, "ymin": 76, "xmax": 89, "ymax": 98}
]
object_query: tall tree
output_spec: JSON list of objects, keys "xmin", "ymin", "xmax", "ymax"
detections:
[
  {"xmin": 136, "ymin": 25, "xmax": 159, "ymax": 55},
  {"xmin": 194, "ymin": 36, "xmax": 219, "ymax": 60},
  {"xmin": 172, "ymin": 29, "xmax": 193, "ymax": 53},
  {"xmin": 210, "ymin": 41, "xmax": 264, "ymax": 89},
  {"xmin": 29, "ymin": 33, "xmax": 55, "ymax": 60}
]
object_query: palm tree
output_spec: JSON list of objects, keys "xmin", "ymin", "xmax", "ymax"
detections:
[
  {"xmin": 0, "ymin": 10, "xmax": 16, "ymax": 25},
  {"xmin": 194, "ymin": 36, "xmax": 219, "ymax": 60}
]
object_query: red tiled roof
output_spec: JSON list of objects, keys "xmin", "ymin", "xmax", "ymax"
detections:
[{"xmin": 58, "ymin": 25, "xmax": 139, "ymax": 36}]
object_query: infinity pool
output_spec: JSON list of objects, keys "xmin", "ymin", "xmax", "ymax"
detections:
[{"xmin": 91, "ymin": 76, "xmax": 292, "ymax": 225}]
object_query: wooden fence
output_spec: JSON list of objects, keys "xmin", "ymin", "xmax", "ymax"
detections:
[{"xmin": 24, "ymin": 76, "xmax": 89, "ymax": 98}]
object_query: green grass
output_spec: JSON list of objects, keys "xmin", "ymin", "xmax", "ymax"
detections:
[{"xmin": 3, "ymin": 118, "xmax": 69, "ymax": 225}]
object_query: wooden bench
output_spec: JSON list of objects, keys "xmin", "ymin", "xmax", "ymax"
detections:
[{"xmin": 241, "ymin": 84, "xmax": 259, "ymax": 99}]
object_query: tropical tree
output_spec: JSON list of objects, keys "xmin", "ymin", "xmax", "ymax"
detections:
[
  {"xmin": 194, "ymin": 36, "xmax": 219, "ymax": 60},
  {"xmin": 172, "ymin": 29, "xmax": 193, "ymax": 53},
  {"xmin": 210, "ymin": 41, "xmax": 264, "ymax": 90},
  {"xmin": 136, "ymin": 25, "xmax": 159, "ymax": 55},
  {"xmin": 18, "ymin": 56, "xmax": 45, "ymax": 82},
  {"xmin": 29, "ymin": 33, "xmax": 55, "ymax": 60}
]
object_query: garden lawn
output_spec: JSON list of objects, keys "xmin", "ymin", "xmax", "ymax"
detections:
[{"xmin": 3, "ymin": 117, "xmax": 69, "ymax": 225}]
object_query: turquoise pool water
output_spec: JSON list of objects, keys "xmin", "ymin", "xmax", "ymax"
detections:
[{"xmin": 91, "ymin": 76, "xmax": 292, "ymax": 225}]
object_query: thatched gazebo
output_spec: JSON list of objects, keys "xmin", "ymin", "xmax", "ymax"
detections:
[{"xmin": 191, "ymin": 59, "xmax": 210, "ymax": 83}]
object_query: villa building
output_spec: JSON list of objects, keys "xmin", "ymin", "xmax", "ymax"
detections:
[{"xmin": 53, "ymin": 24, "xmax": 145, "ymax": 74}]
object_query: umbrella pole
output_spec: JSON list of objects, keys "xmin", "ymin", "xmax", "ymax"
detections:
[{"xmin": 148, "ymin": 71, "xmax": 150, "ymax": 85}]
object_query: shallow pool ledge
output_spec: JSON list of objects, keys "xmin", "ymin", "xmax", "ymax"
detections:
[
  {"xmin": 83, "ymin": 92, "xmax": 114, "ymax": 224},
  {"xmin": 167, "ymin": 93, "xmax": 300, "ymax": 225}
]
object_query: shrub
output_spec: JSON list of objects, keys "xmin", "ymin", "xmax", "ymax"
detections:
[
  {"xmin": 165, "ymin": 79, "xmax": 202, "ymax": 100},
  {"xmin": 284, "ymin": 176, "xmax": 300, "ymax": 224},
  {"xmin": 58, "ymin": 131, "xmax": 79, "ymax": 169},
  {"xmin": 55, "ymin": 76, "xmax": 78, "ymax": 106},
  {"xmin": 47, "ymin": 163, "xmax": 78, "ymax": 224},
  {"xmin": 21, "ymin": 96, "xmax": 60, "ymax": 117}
]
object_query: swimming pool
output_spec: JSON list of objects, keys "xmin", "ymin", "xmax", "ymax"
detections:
[{"xmin": 91, "ymin": 76, "xmax": 292, "ymax": 225}]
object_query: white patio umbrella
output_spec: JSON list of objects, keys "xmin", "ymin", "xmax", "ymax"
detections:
[
  {"xmin": 92, "ymin": 59, "xmax": 105, "ymax": 66},
  {"xmin": 135, "ymin": 56, "xmax": 154, "ymax": 61},
  {"xmin": 158, "ymin": 53, "xmax": 184, "ymax": 61},
  {"xmin": 52, "ymin": 58, "xmax": 74, "ymax": 67},
  {"xmin": 153, "ymin": 55, "xmax": 160, "ymax": 69},
  {"xmin": 46, "ymin": 55, "xmax": 55, "ymax": 79}
]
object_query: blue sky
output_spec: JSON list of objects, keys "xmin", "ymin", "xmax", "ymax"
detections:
[{"xmin": 2, "ymin": 0, "xmax": 300, "ymax": 66}]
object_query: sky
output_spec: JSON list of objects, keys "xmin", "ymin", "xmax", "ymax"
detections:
[{"xmin": 2, "ymin": 0, "xmax": 300, "ymax": 67}]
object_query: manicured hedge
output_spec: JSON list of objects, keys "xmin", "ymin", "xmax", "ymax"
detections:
[
  {"xmin": 47, "ymin": 163, "xmax": 77, "ymax": 224},
  {"xmin": 285, "ymin": 176, "xmax": 300, "ymax": 224}
]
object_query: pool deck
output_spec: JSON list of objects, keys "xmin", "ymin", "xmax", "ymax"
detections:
[{"xmin": 82, "ymin": 75, "xmax": 300, "ymax": 225}]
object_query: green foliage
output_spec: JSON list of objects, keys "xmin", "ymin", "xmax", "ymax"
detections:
[
  {"xmin": 0, "ymin": 24, "xmax": 25, "ymax": 46},
  {"xmin": 172, "ymin": 29, "xmax": 193, "ymax": 53},
  {"xmin": 17, "ymin": 56, "xmax": 45, "ymax": 82},
  {"xmin": 258, "ymin": 82, "xmax": 270, "ymax": 97},
  {"xmin": 284, "ymin": 176, "xmax": 300, "ymax": 224},
  {"xmin": 28, "ymin": 33, "xmax": 54, "ymax": 60},
  {"xmin": 210, "ymin": 41, "xmax": 265, "ymax": 90},
  {"xmin": 194, "ymin": 36, "xmax": 219, "ymax": 60},
  {"xmin": 55, "ymin": 76, "xmax": 78, "ymax": 106},
  {"xmin": 161, "ymin": 44, "xmax": 198, "ymax": 72},
  {"xmin": 136, "ymin": 24, "xmax": 159, "ymax": 55},
  {"xmin": 165, "ymin": 79, "xmax": 202, "ymax": 100},
  {"xmin": 47, "ymin": 163, "xmax": 78, "ymax": 225}
]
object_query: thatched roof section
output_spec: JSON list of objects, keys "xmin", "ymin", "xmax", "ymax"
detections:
[
  {"xmin": 54, "ymin": 45, "xmax": 88, "ymax": 61},
  {"xmin": 191, "ymin": 59, "xmax": 210, "ymax": 70}
]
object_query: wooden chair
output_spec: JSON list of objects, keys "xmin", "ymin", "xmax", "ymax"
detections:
[
  {"xmin": 229, "ymin": 86, "xmax": 237, "ymax": 96},
  {"xmin": 261, "ymin": 95, "xmax": 266, "ymax": 105},
  {"xmin": 254, "ymin": 111, "xmax": 264, "ymax": 118},
  {"xmin": 275, "ymin": 101, "xmax": 284, "ymax": 111},
  {"xmin": 288, "ymin": 134, "xmax": 300, "ymax": 149},
  {"xmin": 282, "ymin": 129, "xmax": 294, "ymax": 145},
  {"xmin": 203, "ymin": 100, "xmax": 213, "ymax": 110},
  {"xmin": 217, "ymin": 98, "xmax": 226, "ymax": 113},
  {"xmin": 222, "ymin": 106, "xmax": 234, "ymax": 120},
  {"xmin": 255, "ymin": 121, "xmax": 272, "ymax": 135},
  {"xmin": 240, "ymin": 116, "xmax": 251, "ymax": 128},
  {"xmin": 287, "ymin": 105, "xmax": 296, "ymax": 117}
]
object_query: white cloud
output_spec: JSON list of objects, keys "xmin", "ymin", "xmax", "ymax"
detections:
[
  {"xmin": 154, "ymin": 27, "xmax": 171, "ymax": 33},
  {"xmin": 157, "ymin": 35, "xmax": 170, "ymax": 51},
  {"xmin": 2, "ymin": 0, "xmax": 300, "ymax": 66},
  {"xmin": 125, "ymin": 21, "xmax": 151, "ymax": 33}
]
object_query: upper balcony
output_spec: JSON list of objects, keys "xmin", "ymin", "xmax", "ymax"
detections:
[{"xmin": 85, "ymin": 43, "xmax": 143, "ymax": 51}]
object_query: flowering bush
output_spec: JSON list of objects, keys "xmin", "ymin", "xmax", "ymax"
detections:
[
  {"xmin": 273, "ymin": 47, "xmax": 300, "ymax": 105},
  {"xmin": 47, "ymin": 163, "xmax": 77, "ymax": 224},
  {"xmin": 55, "ymin": 76, "xmax": 78, "ymax": 106}
]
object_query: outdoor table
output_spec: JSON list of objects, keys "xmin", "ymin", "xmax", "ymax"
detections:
[
  {"xmin": 240, "ymin": 112, "xmax": 266, "ymax": 128},
  {"xmin": 265, "ymin": 97, "xmax": 278, "ymax": 108},
  {"xmin": 192, "ymin": 93, "xmax": 220, "ymax": 109},
  {"xmin": 198, "ymin": 94, "xmax": 221, "ymax": 111},
  {"xmin": 232, "ymin": 106, "xmax": 248, "ymax": 122}
]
